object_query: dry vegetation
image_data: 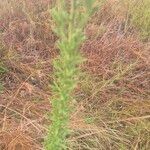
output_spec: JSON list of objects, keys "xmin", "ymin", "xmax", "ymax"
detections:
[{"xmin": 0, "ymin": 0, "xmax": 150, "ymax": 150}]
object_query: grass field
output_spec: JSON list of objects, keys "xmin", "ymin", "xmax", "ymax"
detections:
[{"xmin": 0, "ymin": 0, "xmax": 150, "ymax": 150}]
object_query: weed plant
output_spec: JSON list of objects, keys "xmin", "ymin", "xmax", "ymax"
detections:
[
  {"xmin": 44, "ymin": 0, "xmax": 97, "ymax": 150},
  {"xmin": 132, "ymin": 0, "xmax": 150, "ymax": 38},
  {"xmin": 128, "ymin": 0, "xmax": 150, "ymax": 39},
  {"xmin": 0, "ymin": 43, "xmax": 8, "ymax": 92},
  {"xmin": 0, "ymin": 63, "xmax": 7, "ymax": 92}
]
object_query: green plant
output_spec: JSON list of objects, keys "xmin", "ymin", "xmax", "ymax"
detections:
[
  {"xmin": 44, "ymin": 0, "xmax": 97, "ymax": 150},
  {"xmin": 0, "ymin": 63, "xmax": 8, "ymax": 92},
  {"xmin": 130, "ymin": 0, "xmax": 150, "ymax": 39}
]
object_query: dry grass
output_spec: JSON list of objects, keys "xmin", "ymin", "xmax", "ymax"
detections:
[{"xmin": 0, "ymin": 0, "xmax": 150, "ymax": 149}]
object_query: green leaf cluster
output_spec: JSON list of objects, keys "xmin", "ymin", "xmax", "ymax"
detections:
[{"xmin": 44, "ymin": 0, "xmax": 96, "ymax": 150}]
